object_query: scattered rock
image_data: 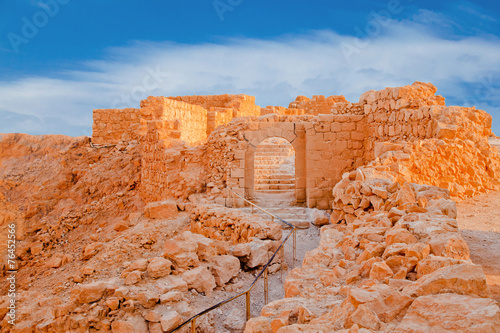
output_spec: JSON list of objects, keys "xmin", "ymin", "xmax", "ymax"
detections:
[
  {"xmin": 209, "ymin": 255, "xmax": 240, "ymax": 286},
  {"xmin": 182, "ymin": 266, "xmax": 216, "ymax": 296},
  {"xmin": 147, "ymin": 257, "xmax": 172, "ymax": 279},
  {"xmin": 145, "ymin": 200, "xmax": 179, "ymax": 219}
]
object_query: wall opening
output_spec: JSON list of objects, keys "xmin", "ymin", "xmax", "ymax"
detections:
[{"xmin": 253, "ymin": 137, "xmax": 296, "ymax": 200}]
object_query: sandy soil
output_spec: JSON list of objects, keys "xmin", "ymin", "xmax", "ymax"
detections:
[{"xmin": 457, "ymin": 191, "xmax": 500, "ymax": 303}]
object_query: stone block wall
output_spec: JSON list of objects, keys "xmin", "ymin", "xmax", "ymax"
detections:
[
  {"xmin": 190, "ymin": 204, "xmax": 282, "ymax": 244},
  {"xmin": 92, "ymin": 108, "xmax": 141, "ymax": 144},
  {"xmin": 260, "ymin": 105, "xmax": 306, "ymax": 116},
  {"xmin": 207, "ymin": 107, "xmax": 233, "ymax": 135},
  {"xmin": 140, "ymin": 97, "xmax": 208, "ymax": 145},
  {"xmin": 289, "ymin": 95, "xmax": 348, "ymax": 115},
  {"xmin": 304, "ymin": 114, "xmax": 367, "ymax": 209},
  {"xmin": 169, "ymin": 94, "xmax": 261, "ymax": 117},
  {"xmin": 140, "ymin": 119, "xmax": 182, "ymax": 203}
]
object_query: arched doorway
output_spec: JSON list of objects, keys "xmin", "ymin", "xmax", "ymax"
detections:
[
  {"xmin": 254, "ymin": 137, "xmax": 295, "ymax": 200},
  {"xmin": 239, "ymin": 121, "xmax": 307, "ymax": 206}
]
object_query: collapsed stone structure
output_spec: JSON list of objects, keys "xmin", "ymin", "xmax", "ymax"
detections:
[{"xmin": 1, "ymin": 81, "xmax": 499, "ymax": 332}]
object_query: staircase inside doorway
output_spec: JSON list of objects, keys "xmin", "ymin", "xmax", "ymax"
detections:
[{"xmin": 254, "ymin": 137, "xmax": 295, "ymax": 195}]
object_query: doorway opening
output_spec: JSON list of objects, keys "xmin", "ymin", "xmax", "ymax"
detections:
[{"xmin": 253, "ymin": 137, "xmax": 295, "ymax": 200}]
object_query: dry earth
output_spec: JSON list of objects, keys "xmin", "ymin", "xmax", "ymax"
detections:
[{"xmin": 457, "ymin": 190, "xmax": 500, "ymax": 303}]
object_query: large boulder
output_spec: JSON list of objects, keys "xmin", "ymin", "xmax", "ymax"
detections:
[
  {"xmin": 77, "ymin": 282, "xmax": 108, "ymax": 304},
  {"xmin": 182, "ymin": 266, "xmax": 216, "ymax": 296},
  {"xmin": 209, "ymin": 255, "xmax": 240, "ymax": 286},
  {"xmin": 403, "ymin": 263, "xmax": 491, "ymax": 298},
  {"xmin": 147, "ymin": 257, "xmax": 172, "ymax": 279},
  {"xmin": 415, "ymin": 255, "xmax": 467, "ymax": 279},
  {"xmin": 160, "ymin": 311, "xmax": 183, "ymax": 332},
  {"xmin": 395, "ymin": 293, "xmax": 500, "ymax": 332},
  {"xmin": 163, "ymin": 239, "xmax": 199, "ymax": 269}
]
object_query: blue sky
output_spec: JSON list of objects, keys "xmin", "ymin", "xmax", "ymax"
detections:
[{"xmin": 0, "ymin": 0, "xmax": 499, "ymax": 136}]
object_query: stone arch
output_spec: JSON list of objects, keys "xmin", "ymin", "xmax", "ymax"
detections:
[{"xmin": 243, "ymin": 122, "xmax": 306, "ymax": 203}]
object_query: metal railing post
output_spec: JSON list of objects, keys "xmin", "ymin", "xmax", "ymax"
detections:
[
  {"xmin": 264, "ymin": 268, "xmax": 269, "ymax": 305},
  {"xmin": 293, "ymin": 228, "xmax": 296, "ymax": 268},
  {"xmin": 246, "ymin": 291, "xmax": 251, "ymax": 321},
  {"xmin": 280, "ymin": 245, "xmax": 284, "ymax": 282},
  {"xmin": 191, "ymin": 318, "xmax": 196, "ymax": 333}
]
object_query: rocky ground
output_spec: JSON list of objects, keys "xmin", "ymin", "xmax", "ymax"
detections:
[{"xmin": 457, "ymin": 190, "xmax": 500, "ymax": 303}]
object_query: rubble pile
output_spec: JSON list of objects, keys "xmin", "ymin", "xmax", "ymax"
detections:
[{"xmin": 245, "ymin": 165, "xmax": 500, "ymax": 332}]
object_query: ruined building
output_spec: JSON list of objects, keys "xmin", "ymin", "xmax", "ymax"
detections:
[{"xmin": 0, "ymin": 82, "xmax": 499, "ymax": 332}]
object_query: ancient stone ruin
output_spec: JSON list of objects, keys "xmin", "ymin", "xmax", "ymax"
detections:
[{"xmin": 0, "ymin": 81, "xmax": 499, "ymax": 332}]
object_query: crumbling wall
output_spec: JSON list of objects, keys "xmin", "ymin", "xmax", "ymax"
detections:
[
  {"xmin": 289, "ymin": 95, "xmax": 348, "ymax": 115},
  {"xmin": 92, "ymin": 108, "xmax": 141, "ymax": 145},
  {"xmin": 360, "ymin": 82, "xmax": 445, "ymax": 157},
  {"xmin": 190, "ymin": 205, "xmax": 282, "ymax": 244},
  {"xmin": 260, "ymin": 106, "xmax": 306, "ymax": 116}
]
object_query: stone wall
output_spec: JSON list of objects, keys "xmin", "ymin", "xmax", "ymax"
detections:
[
  {"xmin": 304, "ymin": 114, "xmax": 367, "ymax": 209},
  {"xmin": 190, "ymin": 204, "xmax": 282, "ymax": 244},
  {"xmin": 289, "ymin": 95, "xmax": 348, "ymax": 115},
  {"xmin": 93, "ymin": 81, "xmax": 498, "ymax": 209},
  {"xmin": 92, "ymin": 108, "xmax": 141, "ymax": 145},
  {"xmin": 207, "ymin": 107, "xmax": 233, "ymax": 135},
  {"xmin": 260, "ymin": 106, "xmax": 306, "ymax": 116},
  {"xmin": 140, "ymin": 97, "xmax": 208, "ymax": 145},
  {"xmin": 168, "ymin": 94, "xmax": 261, "ymax": 136},
  {"xmin": 170, "ymin": 94, "xmax": 261, "ymax": 116}
]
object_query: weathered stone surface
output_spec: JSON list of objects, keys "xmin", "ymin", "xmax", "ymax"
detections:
[
  {"xmin": 426, "ymin": 232, "xmax": 470, "ymax": 259},
  {"xmin": 163, "ymin": 239, "xmax": 200, "ymax": 269},
  {"xmin": 182, "ymin": 266, "xmax": 216, "ymax": 296},
  {"xmin": 209, "ymin": 255, "xmax": 240, "ymax": 286},
  {"xmin": 160, "ymin": 311, "xmax": 183, "ymax": 332},
  {"xmin": 144, "ymin": 200, "xmax": 179, "ymax": 219},
  {"xmin": 78, "ymin": 282, "xmax": 107, "ymax": 304},
  {"xmin": 369, "ymin": 261, "xmax": 393, "ymax": 281},
  {"xmin": 160, "ymin": 291, "xmax": 184, "ymax": 303},
  {"xmin": 347, "ymin": 304, "xmax": 381, "ymax": 330},
  {"xmin": 395, "ymin": 293, "xmax": 500, "ymax": 332},
  {"xmin": 403, "ymin": 264, "xmax": 491, "ymax": 298},
  {"xmin": 158, "ymin": 275, "xmax": 188, "ymax": 293},
  {"xmin": 124, "ymin": 270, "xmax": 142, "ymax": 285},
  {"xmin": 415, "ymin": 254, "xmax": 466, "ymax": 279},
  {"xmin": 385, "ymin": 228, "xmax": 417, "ymax": 245},
  {"xmin": 136, "ymin": 291, "xmax": 159, "ymax": 309},
  {"xmin": 147, "ymin": 257, "xmax": 172, "ymax": 278}
]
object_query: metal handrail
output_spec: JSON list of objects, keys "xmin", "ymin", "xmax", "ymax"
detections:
[{"xmin": 169, "ymin": 188, "xmax": 297, "ymax": 333}]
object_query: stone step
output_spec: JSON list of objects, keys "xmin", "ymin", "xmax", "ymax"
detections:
[
  {"xmin": 255, "ymin": 149, "xmax": 293, "ymax": 155},
  {"xmin": 241, "ymin": 206, "xmax": 307, "ymax": 214},
  {"xmin": 255, "ymin": 184, "xmax": 295, "ymax": 191},
  {"xmin": 255, "ymin": 156, "xmax": 292, "ymax": 161},
  {"xmin": 254, "ymin": 159, "xmax": 294, "ymax": 167},
  {"xmin": 255, "ymin": 179, "xmax": 295, "ymax": 185},
  {"xmin": 254, "ymin": 173, "xmax": 295, "ymax": 179},
  {"xmin": 257, "ymin": 145, "xmax": 293, "ymax": 149},
  {"xmin": 251, "ymin": 189, "xmax": 295, "ymax": 194},
  {"xmin": 254, "ymin": 164, "xmax": 293, "ymax": 170}
]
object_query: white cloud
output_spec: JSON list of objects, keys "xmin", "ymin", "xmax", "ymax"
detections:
[{"xmin": 1, "ymin": 13, "xmax": 499, "ymax": 136}]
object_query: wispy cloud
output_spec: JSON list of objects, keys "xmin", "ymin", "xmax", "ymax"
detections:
[{"xmin": 0, "ymin": 10, "xmax": 499, "ymax": 136}]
